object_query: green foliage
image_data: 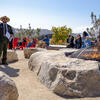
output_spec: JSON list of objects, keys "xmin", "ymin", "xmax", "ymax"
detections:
[
  {"xmin": 36, "ymin": 28, "xmax": 41, "ymax": 37},
  {"xmin": 15, "ymin": 28, "xmax": 35, "ymax": 40},
  {"xmin": 86, "ymin": 12, "xmax": 100, "ymax": 40},
  {"xmin": 86, "ymin": 28, "xmax": 93, "ymax": 36},
  {"xmin": 25, "ymin": 29, "xmax": 35, "ymax": 39},
  {"xmin": 52, "ymin": 26, "xmax": 72, "ymax": 43},
  {"xmin": 15, "ymin": 32, "xmax": 22, "ymax": 40}
]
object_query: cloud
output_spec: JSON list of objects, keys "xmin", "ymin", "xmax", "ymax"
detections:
[{"xmin": 72, "ymin": 25, "xmax": 92, "ymax": 33}]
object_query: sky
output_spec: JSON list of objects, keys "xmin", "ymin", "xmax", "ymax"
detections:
[{"xmin": 0, "ymin": 0, "xmax": 100, "ymax": 33}]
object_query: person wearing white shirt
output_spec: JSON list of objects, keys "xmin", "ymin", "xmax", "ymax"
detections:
[{"xmin": 0, "ymin": 16, "xmax": 14, "ymax": 65}]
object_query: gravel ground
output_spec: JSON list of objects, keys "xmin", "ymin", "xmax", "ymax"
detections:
[{"xmin": 4, "ymin": 50, "xmax": 100, "ymax": 100}]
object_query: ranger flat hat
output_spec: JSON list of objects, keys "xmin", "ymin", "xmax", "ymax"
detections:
[{"xmin": 0, "ymin": 16, "xmax": 10, "ymax": 22}]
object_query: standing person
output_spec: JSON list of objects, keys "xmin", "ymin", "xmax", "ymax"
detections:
[{"xmin": 0, "ymin": 16, "xmax": 14, "ymax": 65}]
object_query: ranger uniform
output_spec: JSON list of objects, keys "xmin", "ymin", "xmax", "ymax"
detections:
[{"xmin": 0, "ymin": 16, "xmax": 14, "ymax": 65}]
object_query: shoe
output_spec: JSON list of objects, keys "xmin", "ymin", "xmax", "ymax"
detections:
[{"xmin": 2, "ymin": 62, "xmax": 8, "ymax": 65}]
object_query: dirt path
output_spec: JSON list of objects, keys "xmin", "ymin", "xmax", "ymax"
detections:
[{"xmin": 3, "ymin": 50, "xmax": 100, "ymax": 100}]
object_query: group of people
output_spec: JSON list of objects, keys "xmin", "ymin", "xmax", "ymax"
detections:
[
  {"xmin": 37, "ymin": 35, "xmax": 50, "ymax": 48},
  {"xmin": 26, "ymin": 38, "xmax": 37, "ymax": 48},
  {"xmin": 14, "ymin": 36, "xmax": 49, "ymax": 49},
  {"xmin": 9, "ymin": 35, "xmax": 50, "ymax": 49},
  {"xmin": 0, "ymin": 15, "xmax": 100, "ymax": 66},
  {"xmin": 12, "ymin": 37, "xmax": 37, "ymax": 49},
  {"xmin": 66, "ymin": 31, "xmax": 92, "ymax": 49}
]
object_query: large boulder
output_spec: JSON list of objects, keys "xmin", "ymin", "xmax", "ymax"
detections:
[
  {"xmin": 28, "ymin": 49, "xmax": 100, "ymax": 97},
  {"xmin": 0, "ymin": 50, "xmax": 18, "ymax": 64},
  {"xmin": 0, "ymin": 71, "xmax": 18, "ymax": 100},
  {"xmin": 24, "ymin": 48, "xmax": 47, "ymax": 58}
]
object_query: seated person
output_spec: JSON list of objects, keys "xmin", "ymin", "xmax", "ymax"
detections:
[
  {"xmin": 82, "ymin": 36, "xmax": 91, "ymax": 48},
  {"xmin": 17, "ymin": 40, "xmax": 22, "ymax": 47},
  {"xmin": 22, "ymin": 37, "xmax": 27, "ymax": 46},
  {"xmin": 83, "ymin": 31, "xmax": 88, "ymax": 37},
  {"xmin": 66, "ymin": 35, "xmax": 74, "ymax": 48},
  {"xmin": 32, "ymin": 38, "xmax": 37, "ymax": 47},
  {"xmin": 26, "ymin": 38, "xmax": 37, "ymax": 47},
  {"xmin": 75, "ymin": 35, "xmax": 82, "ymax": 49},
  {"xmin": 97, "ymin": 35, "xmax": 100, "ymax": 46},
  {"xmin": 38, "ymin": 40, "xmax": 43, "ymax": 47},
  {"xmin": 42, "ymin": 41, "xmax": 47, "ymax": 48},
  {"xmin": 82, "ymin": 31, "xmax": 89, "ymax": 45},
  {"xmin": 43, "ymin": 35, "xmax": 50, "ymax": 47},
  {"xmin": 94, "ymin": 40, "xmax": 98, "ymax": 46}
]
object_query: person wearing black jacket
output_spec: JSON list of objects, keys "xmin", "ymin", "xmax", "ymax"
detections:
[
  {"xmin": 9, "ymin": 37, "xmax": 13, "ymax": 49},
  {"xmin": 0, "ymin": 16, "xmax": 14, "ymax": 65},
  {"xmin": 66, "ymin": 35, "xmax": 74, "ymax": 48},
  {"xmin": 75, "ymin": 34, "xmax": 82, "ymax": 49}
]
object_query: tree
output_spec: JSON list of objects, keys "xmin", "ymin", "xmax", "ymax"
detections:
[
  {"xmin": 25, "ymin": 28, "xmax": 35, "ymax": 39},
  {"xmin": 91, "ymin": 12, "xmax": 94, "ymax": 23},
  {"xmin": 36, "ymin": 28, "xmax": 41, "ymax": 37},
  {"xmin": 15, "ymin": 24, "xmax": 35, "ymax": 40},
  {"xmin": 87, "ymin": 12, "xmax": 100, "ymax": 40},
  {"xmin": 86, "ymin": 27, "xmax": 95, "ymax": 39},
  {"xmin": 15, "ymin": 31, "xmax": 22, "ymax": 40},
  {"xmin": 52, "ymin": 26, "xmax": 72, "ymax": 43}
]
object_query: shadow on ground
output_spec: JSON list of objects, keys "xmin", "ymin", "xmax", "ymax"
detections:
[
  {"xmin": 64, "ymin": 52, "xmax": 74, "ymax": 57},
  {"xmin": 56, "ymin": 93, "xmax": 100, "ymax": 99},
  {"xmin": 0, "ymin": 65, "xmax": 20, "ymax": 77}
]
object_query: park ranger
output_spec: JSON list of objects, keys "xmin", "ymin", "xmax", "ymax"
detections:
[{"xmin": 0, "ymin": 16, "xmax": 14, "ymax": 65}]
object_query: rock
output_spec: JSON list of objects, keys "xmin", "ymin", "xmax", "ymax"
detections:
[
  {"xmin": 0, "ymin": 71, "xmax": 18, "ymax": 100},
  {"xmin": 47, "ymin": 46, "xmax": 65, "ymax": 50},
  {"xmin": 24, "ymin": 48, "xmax": 47, "ymax": 59},
  {"xmin": 0, "ymin": 50, "xmax": 18, "ymax": 64},
  {"xmin": 59, "ymin": 48, "xmax": 78, "ymax": 52},
  {"xmin": 28, "ymin": 49, "xmax": 100, "ymax": 97}
]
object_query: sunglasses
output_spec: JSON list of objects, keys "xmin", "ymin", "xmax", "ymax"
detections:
[{"xmin": 3, "ymin": 18, "xmax": 8, "ymax": 20}]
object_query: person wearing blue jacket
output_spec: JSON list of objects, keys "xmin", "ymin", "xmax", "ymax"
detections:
[
  {"xmin": 43, "ymin": 35, "xmax": 50, "ymax": 47},
  {"xmin": 82, "ymin": 36, "xmax": 91, "ymax": 48}
]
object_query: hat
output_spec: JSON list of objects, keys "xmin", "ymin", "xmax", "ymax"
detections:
[{"xmin": 0, "ymin": 16, "xmax": 10, "ymax": 22}]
